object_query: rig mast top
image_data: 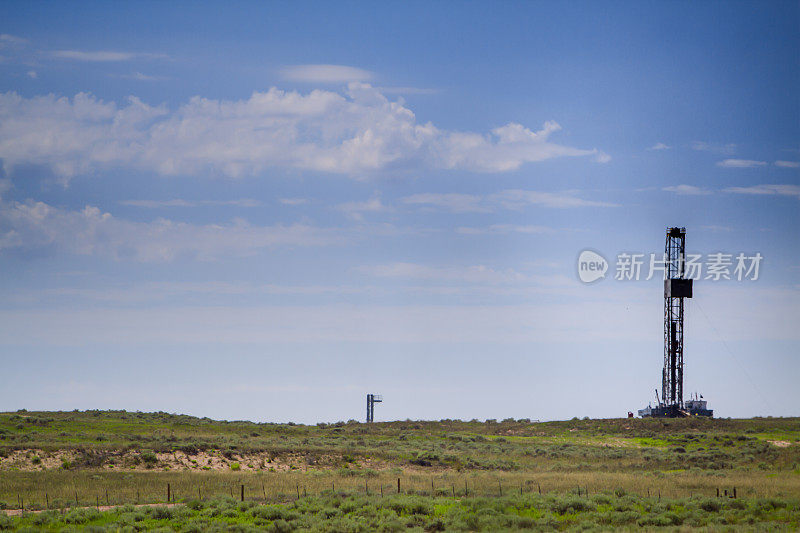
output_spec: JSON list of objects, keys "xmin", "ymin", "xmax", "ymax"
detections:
[{"xmin": 663, "ymin": 227, "xmax": 692, "ymax": 409}]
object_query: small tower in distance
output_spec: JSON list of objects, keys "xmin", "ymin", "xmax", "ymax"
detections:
[{"xmin": 366, "ymin": 394, "xmax": 383, "ymax": 423}]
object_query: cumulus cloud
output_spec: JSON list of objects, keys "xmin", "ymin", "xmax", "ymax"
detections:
[
  {"xmin": 0, "ymin": 85, "xmax": 606, "ymax": 181},
  {"xmin": 662, "ymin": 184, "xmax": 711, "ymax": 195},
  {"xmin": 716, "ymin": 159, "xmax": 767, "ymax": 168},
  {"xmin": 723, "ymin": 184, "xmax": 800, "ymax": 199},
  {"xmin": 281, "ymin": 64, "xmax": 373, "ymax": 83},
  {"xmin": 648, "ymin": 142, "xmax": 670, "ymax": 151},
  {"xmin": 0, "ymin": 200, "xmax": 341, "ymax": 261}
]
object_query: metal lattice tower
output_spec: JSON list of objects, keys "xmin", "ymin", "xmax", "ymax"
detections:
[
  {"xmin": 662, "ymin": 227, "xmax": 693, "ymax": 409},
  {"xmin": 366, "ymin": 394, "xmax": 382, "ymax": 423}
]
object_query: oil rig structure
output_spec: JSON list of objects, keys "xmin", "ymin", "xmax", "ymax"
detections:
[{"xmin": 639, "ymin": 227, "xmax": 713, "ymax": 418}]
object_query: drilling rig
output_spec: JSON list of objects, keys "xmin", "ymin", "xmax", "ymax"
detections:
[{"xmin": 639, "ymin": 227, "xmax": 713, "ymax": 418}]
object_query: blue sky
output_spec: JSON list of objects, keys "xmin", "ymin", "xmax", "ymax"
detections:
[{"xmin": 0, "ymin": 1, "xmax": 798, "ymax": 422}]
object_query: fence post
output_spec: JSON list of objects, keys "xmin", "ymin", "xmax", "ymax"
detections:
[
  {"xmin": 295, "ymin": 483, "xmax": 300, "ymax": 499},
  {"xmin": 75, "ymin": 490, "xmax": 79, "ymax": 505},
  {"xmin": 106, "ymin": 489, "xmax": 109, "ymax": 505},
  {"xmin": 241, "ymin": 484, "xmax": 244, "ymax": 502},
  {"xmin": 397, "ymin": 478, "xmax": 400, "ymax": 494},
  {"xmin": 167, "ymin": 483, "xmax": 171, "ymax": 503},
  {"xmin": 498, "ymin": 480, "xmax": 502, "ymax": 496},
  {"xmin": 733, "ymin": 487, "xmax": 737, "ymax": 499},
  {"xmin": 46, "ymin": 492, "xmax": 49, "ymax": 509},
  {"xmin": 465, "ymin": 480, "xmax": 468, "ymax": 497}
]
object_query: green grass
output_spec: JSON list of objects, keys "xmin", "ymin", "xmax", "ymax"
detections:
[
  {"xmin": 1, "ymin": 410, "xmax": 799, "ymax": 528},
  {"xmin": 1, "ymin": 493, "xmax": 798, "ymax": 531}
]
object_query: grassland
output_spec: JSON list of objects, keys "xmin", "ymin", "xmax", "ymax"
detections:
[{"xmin": 1, "ymin": 410, "xmax": 799, "ymax": 530}]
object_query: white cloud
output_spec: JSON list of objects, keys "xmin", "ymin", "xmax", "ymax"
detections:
[
  {"xmin": 403, "ymin": 189, "xmax": 616, "ymax": 212},
  {"xmin": 402, "ymin": 193, "xmax": 489, "ymax": 213},
  {"xmin": 648, "ymin": 142, "xmax": 670, "ymax": 151},
  {"xmin": 717, "ymin": 159, "xmax": 767, "ymax": 168},
  {"xmin": 0, "ymin": 200, "xmax": 341, "ymax": 261},
  {"xmin": 336, "ymin": 196, "xmax": 388, "ymax": 221},
  {"xmin": 375, "ymin": 86, "xmax": 439, "ymax": 95},
  {"xmin": 118, "ymin": 72, "xmax": 163, "ymax": 81},
  {"xmin": 0, "ymin": 34, "xmax": 28, "ymax": 46},
  {"xmin": 281, "ymin": 64, "xmax": 373, "ymax": 83},
  {"xmin": 775, "ymin": 160, "xmax": 800, "ymax": 168},
  {"xmin": 120, "ymin": 199, "xmax": 260, "ymax": 208},
  {"xmin": 26, "ymin": 70, "xmax": 37, "ymax": 79},
  {"xmin": 662, "ymin": 184, "xmax": 711, "ymax": 195},
  {"xmin": 692, "ymin": 141, "xmax": 736, "ymax": 154},
  {"xmin": 359, "ymin": 262, "xmax": 531, "ymax": 284},
  {"xmin": 0, "ymin": 85, "xmax": 606, "ymax": 181},
  {"xmin": 490, "ymin": 189, "xmax": 618, "ymax": 209},
  {"xmin": 723, "ymin": 184, "xmax": 800, "ymax": 199},
  {"xmin": 279, "ymin": 198, "xmax": 308, "ymax": 206},
  {"xmin": 456, "ymin": 224, "xmax": 554, "ymax": 235},
  {"xmin": 51, "ymin": 50, "xmax": 165, "ymax": 62}
]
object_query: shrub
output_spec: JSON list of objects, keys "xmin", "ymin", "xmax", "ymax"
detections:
[
  {"xmin": 148, "ymin": 506, "xmax": 174, "ymax": 520},
  {"xmin": 141, "ymin": 452, "xmax": 158, "ymax": 467},
  {"xmin": 699, "ymin": 499, "xmax": 722, "ymax": 512},
  {"xmin": 230, "ymin": 462, "xmax": 241, "ymax": 471}
]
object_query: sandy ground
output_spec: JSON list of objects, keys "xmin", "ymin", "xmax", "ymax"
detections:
[
  {"xmin": 0, "ymin": 448, "xmax": 387, "ymax": 472},
  {"xmin": 768, "ymin": 440, "xmax": 792, "ymax": 447}
]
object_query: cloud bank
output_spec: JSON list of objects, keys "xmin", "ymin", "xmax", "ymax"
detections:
[
  {"xmin": 0, "ymin": 84, "xmax": 607, "ymax": 181},
  {"xmin": 0, "ymin": 200, "xmax": 341, "ymax": 261}
]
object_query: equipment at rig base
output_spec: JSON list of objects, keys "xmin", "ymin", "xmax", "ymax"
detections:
[
  {"xmin": 638, "ymin": 227, "xmax": 713, "ymax": 418},
  {"xmin": 366, "ymin": 393, "xmax": 383, "ymax": 423}
]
